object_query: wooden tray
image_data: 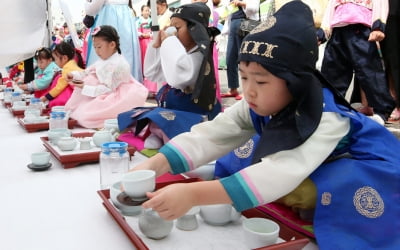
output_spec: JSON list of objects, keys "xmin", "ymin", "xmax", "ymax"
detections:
[
  {"xmin": 40, "ymin": 132, "xmax": 136, "ymax": 169},
  {"xmin": 1, "ymin": 100, "xmax": 11, "ymax": 108},
  {"xmin": 8, "ymin": 106, "xmax": 25, "ymax": 117},
  {"xmin": 18, "ymin": 117, "xmax": 77, "ymax": 133},
  {"xmin": 97, "ymin": 178, "xmax": 310, "ymax": 250}
]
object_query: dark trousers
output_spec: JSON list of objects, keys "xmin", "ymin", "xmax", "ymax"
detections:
[
  {"xmin": 321, "ymin": 24, "xmax": 395, "ymax": 119},
  {"xmin": 226, "ymin": 18, "xmax": 244, "ymax": 90}
]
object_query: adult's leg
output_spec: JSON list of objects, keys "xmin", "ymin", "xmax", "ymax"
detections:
[{"xmin": 225, "ymin": 19, "xmax": 243, "ymax": 93}]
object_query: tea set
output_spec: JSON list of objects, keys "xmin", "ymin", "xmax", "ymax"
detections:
[
  {"xmin": 27, "ymin": 151, "xmax": 52, "ymax": 171},
  {"xmin": 46, "ymin": 128, "xmax": 119, "ymax": 152},
  {"xmin": 108, "ymin": 170, "xmax": 280, "ymax": 246}
]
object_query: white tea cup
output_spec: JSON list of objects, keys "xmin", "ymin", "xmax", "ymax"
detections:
[
  {"xmin": 121, "ymin": 170, "xmax": 156, "ymax": 199},
  {"xmin": 242, "ymin": 217, "xmax": 280, "ymax": 249},
  {"xmin": 31, "ymin": 152, "xmax": 51, "ymax": 166},
  {"xmin": 200, "ymin": 204, "xmax": 241, "ymax": 226}
]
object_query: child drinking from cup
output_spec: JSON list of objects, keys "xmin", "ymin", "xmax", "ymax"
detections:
[
  {"xmin": 143, "ymin": 2, "xmax": 222, "ymax": 120},
  {"xmin": 131, "ymin": 1, "xmax": 400, "ymax": 249}
]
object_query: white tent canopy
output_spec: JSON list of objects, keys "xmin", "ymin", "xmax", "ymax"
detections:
[{"xmin": 0, "ymin": 0, "xmax": 49, "ymax": 68}]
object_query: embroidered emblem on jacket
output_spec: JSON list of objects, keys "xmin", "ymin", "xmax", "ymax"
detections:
[
  {"xmin": 353, "ymin": 186, "xmax": 384, "ymax": 218},
  {"xmin": 159, "ymin": 111, "xmax": 176, "ymax": 121},
  {"xmin": 234, "ymin": 138, "xmax": 255, "ymax": 158},
  {"xmin": 321, "ymin": 192, "xmax": 331, "ymax": 205}
]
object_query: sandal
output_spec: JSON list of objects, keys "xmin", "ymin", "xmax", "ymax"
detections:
[
  {"xmin": 221, "ymin": 89, "xmax": 239, "ymax": 98},
  {"xmin": 389, "ymin": 108, "xmax": 400, "ymax": 121}
]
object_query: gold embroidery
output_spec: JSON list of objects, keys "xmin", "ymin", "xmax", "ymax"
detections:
[
  {"xmin": 174, "ymin": 7, "xmax": 183, "ymax": 14},
  {"xmin": 321, "ymin": 192, "xmax": 331, "ymax": 205},
  {"xmin": 159, "ymin": 111, "xmax": 176, "ymax": 121},
  {"xmin": 250, "ymin": 16, "xmax": 277, "ymax": 35},
  {"xmin": 353, "ymin": 186, "xmax": 384, "ymax": 219},
  {"xmin": 234, "ymin": 138, "xmax": 255, "ymax": 159},
  {"xmin": 240, "ymin": 41, "xmax": 278, "ymax": 59}
]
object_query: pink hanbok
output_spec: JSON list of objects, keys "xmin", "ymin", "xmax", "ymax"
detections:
[{"xmin": 65, "ymin": 52, "xmax": 148, "ymax": 129}]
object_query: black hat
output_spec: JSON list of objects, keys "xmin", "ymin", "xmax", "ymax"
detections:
[
  {"xmin": 239, "ymin": 1, "xmax": 325, "ymax": 161},
  {"xmin": 171, "ymin": 2, "xmax": 219, "ymax": 112}
]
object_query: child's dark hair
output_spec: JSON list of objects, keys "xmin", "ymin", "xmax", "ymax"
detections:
[
  {"xmin": 141, "ymin": 4, "xmax": 149, "ymax": 11},
  {"xmin": 34, "ymin": 47, "xmax": 53, "ymax": 61},
  {"xmin": 52, "ymin": 42, "xmax": 85, "ymax": 68},
  {"xmin": 92, "ymin": 25, "xmax": 121, "ymax": 54}
]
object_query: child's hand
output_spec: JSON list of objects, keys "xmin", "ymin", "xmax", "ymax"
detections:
[
  {"xmin": 368, "ymin": 30, "xmax": 385, "ymax": 42},
  {"xmin": 66, "ymin": 73, "xmax": 74, "ymax": 82},
  {"xmin": 142, "ymin": 183, "xmax": 196, "ymax": 220},
  {"xmin": 40, "ymin": 96, "xmax": 47, "ymax": 102}
]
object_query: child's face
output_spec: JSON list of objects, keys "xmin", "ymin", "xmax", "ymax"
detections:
[
  {"xmin": 239, "ymin": 61, "xmax": 293, "ymax": 117},
  {"xmin": 37, "ymin": 58, "xmax": 52, "ymax": 70},
  {"xmin": 52, "ymin": 53, "xmax": 69, "ymax": 68},
  {"xmin": 142, "ymin": 6, "xmax": 150, "ymax": 18},
  {"xmin": 92, "ymin": 37, "xmax": 117, "ymax": 60},
  {"xmin": 170, "ymin": 17, "xmax": 196, "ymax": 52}
]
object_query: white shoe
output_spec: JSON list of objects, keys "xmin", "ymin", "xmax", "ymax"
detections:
[{"xmin": 368, "ymin": 114, "xmax": 385, "ymax": 126}]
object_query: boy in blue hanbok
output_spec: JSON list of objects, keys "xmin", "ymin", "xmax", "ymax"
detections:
[{"xmin": 131, "ymin": 1, "xmax": 400, "ymax": 249}]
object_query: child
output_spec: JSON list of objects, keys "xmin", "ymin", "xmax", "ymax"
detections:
[
  {"xmin": 19, "ymin": 47, "xmax": 60, "ymax": 98},
  {"xmin": 40, "ymin": 42, "xmax": 85, "ymax": 108},
  {"xmin": 65, "ymin": 25, "xmax": 148, "ymax": 129},
  {"xmin": 137, "ymin": 4, "xmax": 157, "ymax": 95},
  {"xmin": 143, "ymin": 2, "xmax": 221, "ymax": 119},
  {"xmin": 320, "ymin": 0, "xmax": 395, "ymax": 123},
  {"xmin": 84, "ymin": 0, "xmax": 143, "ymax": 82},
  {"xmin": 137, "ymin": 4, "xmax": 152, "ymax": 66},
  {"xmin": 132, "ymin": 1, "xmax": 400, "ymax": 249}
]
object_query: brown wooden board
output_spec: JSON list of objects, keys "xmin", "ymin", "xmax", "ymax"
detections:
[
  {"xmin": 18, "ymin": 118, "xmax": 77, "ymax": 133},
  {"xmin": 40, "ymin": 132, "xmax": 136, "ymax": 168}
]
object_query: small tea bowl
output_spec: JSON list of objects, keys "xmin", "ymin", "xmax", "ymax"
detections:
[
  {"xmin": 31, "ymin": 152, "xmax": 51, "ymax": 166},
  {"xmin": 110, "ymin": 181, "xmax": 142, "ymax": 216},
  {"xmin": 121, "ymin": 170, "xmax": 156, "ymax": 200},
  {"xmin": 200, "ymin": 204, "xmax": 241, "ymax": 226},
  {"xmin": 57, "ymin": 136, "xmax": 77, "ymax": 151}
]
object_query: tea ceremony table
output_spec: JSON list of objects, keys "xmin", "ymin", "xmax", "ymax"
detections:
[{"xmin": 0, "ymin": 92, "xmax": 318, "ymax": 250}]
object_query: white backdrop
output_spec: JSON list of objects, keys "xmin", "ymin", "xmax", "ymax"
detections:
[{"xmin": 0, "ymin": 0, "xmax": 49, "ymax": 68}]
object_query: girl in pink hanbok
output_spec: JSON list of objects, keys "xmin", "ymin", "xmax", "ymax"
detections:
[
  {"xmin": 65, "ymin": 25, "xmax": 148, "ymax": 129},
  {"xmin": 137, "ymin": 4, "xmax": 158, "ymax": 95}
]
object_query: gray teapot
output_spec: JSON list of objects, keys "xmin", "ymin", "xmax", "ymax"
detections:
[{"xmin": 138, "ymin": 209, "xmax": 173, "ymax": 240}]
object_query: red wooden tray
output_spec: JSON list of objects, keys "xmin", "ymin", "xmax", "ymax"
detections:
[
  {"xmin": 8, "ymin": 106, "xmax": 25, "ymax": 117},
  {"xmin": 40, "ymin": 132, "xmax": 136, "ymax": 168},
  {"xmin": 18, "ymin": 117, "xmax": 77, "ymax": 133},
  {"xmin": 1, "ymin": 100, "xmax": 11, "ymax": 108},
  {"xmin": 97, "ymin": 178, "xmax": 310, "ymax": 250}
]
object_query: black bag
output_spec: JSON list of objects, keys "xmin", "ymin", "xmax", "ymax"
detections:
[{"xmin": 238, "ymin": 19, "xmax": 261, "ymax": 38}]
